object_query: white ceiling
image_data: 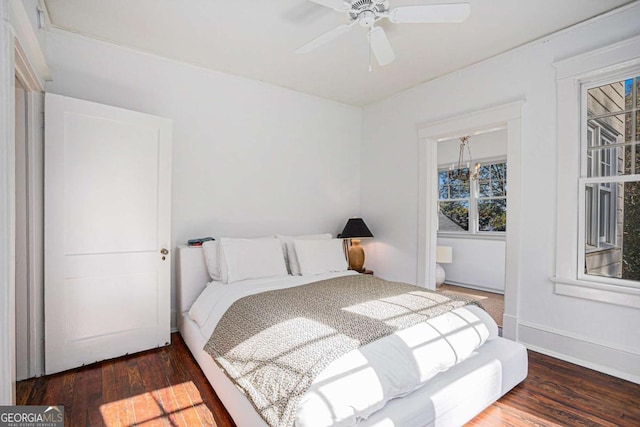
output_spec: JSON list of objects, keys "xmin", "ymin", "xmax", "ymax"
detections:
[{"xmin": 42, "ymin": 0, "xmax": 634, "ymax": 106}]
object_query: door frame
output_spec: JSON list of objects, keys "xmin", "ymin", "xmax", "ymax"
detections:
[
  {"xmin": 1, "ymin": 0, "xmax": 48, "ymax": 402},
  {"xmin": 15, "ymin": 43, "xmax": 45, "ymax": 379},
  {"xmin": 417, "ymin": 101, "xmax": 524, "ymax": 341}
]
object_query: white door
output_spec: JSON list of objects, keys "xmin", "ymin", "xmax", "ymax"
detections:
[{"xmin": 44, "ymin": 93, "xmax": 172, "ymax": 375}]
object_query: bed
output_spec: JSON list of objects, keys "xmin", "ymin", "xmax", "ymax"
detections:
[{"xmin": 177, "ymin": 242, "xmax": 528, "ymax": 427}]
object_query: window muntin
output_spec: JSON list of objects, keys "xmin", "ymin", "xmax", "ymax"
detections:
[
  {"xmin": 438, "ymin": 161, "xmax": 507, "ymax": 234},
  {"xmin": 581, "ymin": 74, "xmax": 640, "ymax": 283}
]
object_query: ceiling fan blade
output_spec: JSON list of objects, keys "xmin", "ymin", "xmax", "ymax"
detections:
[
  {"xmin": 307, "ymin": 0, "xmax": 351, "ymax": 12},
  {"xmin": 388, "ymin": 3, "xmax": 471, "ymax": 24},
  {"xmin": 295, "ymin": 23, "xmax": 356, "ymax": 54},
  {"xmin": 369, "ymin": 26, "xmax": 395, "ymax": 66}
]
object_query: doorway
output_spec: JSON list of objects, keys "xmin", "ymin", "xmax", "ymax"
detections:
[
  {"xmin": 417, "ymin": 101, "xmax": 523, "ymax": 340},
  {"xmin": 435, "ymin": 129, "xmax": 507, "ymax": 329}
]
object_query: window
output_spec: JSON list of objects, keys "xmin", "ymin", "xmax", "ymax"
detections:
[
  {"xmin": 554, "ymin": 35, "xmax": 640, "ymax": 308},
  {"xmin": 438, "ymin": 161, "xmax": 507, "ymax": 235},
  {"xmin": 581, "ymin": 74, "xmax": 640, "ymax": 283}
]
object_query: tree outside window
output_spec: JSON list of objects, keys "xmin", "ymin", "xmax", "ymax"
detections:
[{"xmin": 438, "ymin": 162, "xmax": 507, "ymax": 234}]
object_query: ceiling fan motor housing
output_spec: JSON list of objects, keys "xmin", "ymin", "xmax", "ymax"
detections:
[{"xmin": 349, "ymin": 0, "xmax": 390, "ymax": 22}]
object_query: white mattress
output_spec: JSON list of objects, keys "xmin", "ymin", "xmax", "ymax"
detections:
[{"xmin": 180, "ymin": 271, "xmax": 527, "ymax": 427}]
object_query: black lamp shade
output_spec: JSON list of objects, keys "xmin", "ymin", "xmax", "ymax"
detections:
[{"xmin": 340, "ymin": 218, "xmax": 373, "ymax": 239}]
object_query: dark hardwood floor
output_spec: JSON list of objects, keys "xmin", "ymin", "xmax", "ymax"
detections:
[
  {"xmin": 17, "ymin": 333, "xmax": 640, "ymax": 427},
  {"xmin": 17, "ymin": 334, "xmax": 234, "ymax": 427}
]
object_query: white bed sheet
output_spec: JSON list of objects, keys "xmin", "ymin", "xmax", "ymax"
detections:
[
  {"xmin": 189, "ymin": 272, "xmax": 500, "ymax": 427},
  {"xmin": 180, "ymin": 310, "xmax": 527, "ymax": 427}
]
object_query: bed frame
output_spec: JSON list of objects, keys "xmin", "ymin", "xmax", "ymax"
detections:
[{"xmin": 176, "ymin": 246, "xmax": 528, "ymax": 426}]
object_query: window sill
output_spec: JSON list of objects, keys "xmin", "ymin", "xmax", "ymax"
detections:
[
  {"xmin": 438, "ymin": 232, "xmax": 506, "ymax": 241},
  {"xmin": 585, "ymin": 244, "xmax": 617, "ymax": 254},
  {"xmin": 551, "ymin": 276, "xmax": 640, "ymax": 309}
]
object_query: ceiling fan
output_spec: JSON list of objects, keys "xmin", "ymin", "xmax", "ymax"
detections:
[{"xmin": 295, "ymin": 1, "xmax": 470, "ymax": 66}]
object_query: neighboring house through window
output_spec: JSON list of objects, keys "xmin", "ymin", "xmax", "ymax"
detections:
[{"xmin": 582, "ymin": 74, "xmax": 640, "ymax": 282}]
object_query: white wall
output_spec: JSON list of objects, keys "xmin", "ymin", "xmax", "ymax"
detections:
[
  {"xmin": 437, "ymin": 129, "xmax": 507, "ymax": 166},
  {"xmin": 20, "ymin": 0, "xmax": 45, "ymax": 51},
  {"xmin": 44, "ymin": 29, "xmax": 362, "ymax": 329},
  {"xmin": 361, "ymin": 4, "xmax": 640, "ymax": 382},
  {"xmin": 437, "ymin": 237, "xmax": 505, "ymax": 293}
]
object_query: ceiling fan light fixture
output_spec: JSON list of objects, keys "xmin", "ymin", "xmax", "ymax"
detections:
[{"xmin": 359, "ymin": 10, "xmax": 377, "ymax": 27}]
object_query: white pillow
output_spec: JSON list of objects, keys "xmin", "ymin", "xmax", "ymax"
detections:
[
  {"xmin": 218, "ymin": 237, "xmax": 288, "ymax": 284},
  {"xmin": 188, "ymin": 283, "xmax": 218, "ymax": 327},
  {"xmin": 294, "ymin": 239, "xmax": 348, "ymax": 276},
  {"xmin": 202, "ymin": 240, "xmax": 221, "ymax": 281},
  {"xmin": 276, "ymin": 233, "xmax": 332, "ymax": 275}
]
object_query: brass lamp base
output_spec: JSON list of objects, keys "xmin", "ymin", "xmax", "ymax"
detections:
[{"xmin": 348, "ymin": 239, "xmax": 365, "ymax": 272}]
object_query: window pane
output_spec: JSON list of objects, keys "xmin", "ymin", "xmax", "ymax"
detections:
[
  {"xmin": 622, "ymin": 143, "xmax": 640, "ymax": 175},
  {"xmin": 637, "ymin": 77, "xmax": 640, "ymax": 108},
  {"xmin": 439, "ymin": 201, "xmax": 469, "ymax": 232},
  {"xmin": 478, "ymin": 181, "xmax": 492, "ymax": 197},
  {"xmin": 623, "ymin": 181, "xmax": 640, "ymax": 281},
  {"xmin": 587, "ymin": 115, "xmax": 626, "ymax": 144},
  {"xmin": 450, "ymin": 181, "xmax": 470, "ymax": 199},
  {"xmin": 625, "ymin": 78, "xmax": 634, "ymax": 110},
  {"xmin": 588, "ymin": 79, "xmax": 627, "ymax": 118},
  {"xmin": 584, "ymin": 180, "xmax": 640, "ymax": 282},
  {"xmin": 588, "ymin": 147, "xmax": 620, "ymax": 177},
  {"xmin": 478, "ymin": 163, "xmax": 507, "ymax": 197},
  {"xmin": 438, "ymin": 171, "xmax": 450, "ymax": 199},
  {"xmin": 477, "ymin": 199, "xmax": 506, "ymax": 232}
]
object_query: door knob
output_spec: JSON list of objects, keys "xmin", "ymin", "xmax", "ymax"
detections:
[{"xmin": 160, "ymin": 248, "xmax": 169, "ymax": 255}]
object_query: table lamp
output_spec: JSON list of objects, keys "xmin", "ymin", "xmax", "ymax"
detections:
[
  {"xmin": 436, "ymin": 246, "xmax": 453, "ymax": 286},
  {"xmin": 339, "ymin": 218, "xmax": 374, "ymax": 272}
]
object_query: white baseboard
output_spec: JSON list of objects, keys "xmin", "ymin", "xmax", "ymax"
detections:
[
  {"xmin": 444, "ymin": 280, "xmax": 504, "ymax": 295},
  {"xmin": 518, "ymin": 321, "xmax": 640, "ymax": 385}
]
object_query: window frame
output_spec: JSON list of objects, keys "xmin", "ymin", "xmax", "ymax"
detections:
[
  {"xmin": 577, "ymin": 71, "xmax": 640, "ymax": 286},
  {"xmin": 553, "ymin": 34, "xmax": 640, "ymax": 309},
  {"xmin": 437, "ymin": 157, "xmax": 507, "ymax": 239}
]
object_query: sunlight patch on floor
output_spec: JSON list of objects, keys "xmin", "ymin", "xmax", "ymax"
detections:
[{"xmin": 99, "ymin": 381, "xmax": 216, "ymax": 426}]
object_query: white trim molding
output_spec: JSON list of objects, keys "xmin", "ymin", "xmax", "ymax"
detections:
[
  {"xmin": 553, "ymin": 35, "xmax": 640, "ymax": 308},
  {"xmin": 0, "ymin": 0, "xmax": 17, "ymax": 405},
  {"xmin": 519, "ymin": 321, "xmax": 640, "ymax": 385},
  {"xmin": 417, "ymin": 100, "xmax": 524, "ymax": 341},
  {"xmin": 1, "ymin": 0, "xmax": 49, "ymax": 402},
  {"xmin": 551, "ymin": 277, "xmax": 640, "ymax": 309},
  {"xmin": 7, "ymin": 0, "xmax": 49, "ymax": 85}
]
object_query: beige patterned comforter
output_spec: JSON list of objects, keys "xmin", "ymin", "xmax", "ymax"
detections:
[{"xmin": 204, "ymin": 274, "xmax": 480, "ymax": 427}]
